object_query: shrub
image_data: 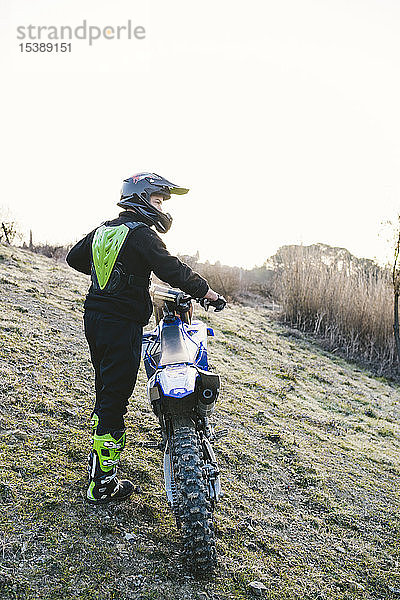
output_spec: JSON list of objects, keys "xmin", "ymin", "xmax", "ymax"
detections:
[{"xmin": 274, "ymin": 244, "xmax": 395, "ymax": 375}]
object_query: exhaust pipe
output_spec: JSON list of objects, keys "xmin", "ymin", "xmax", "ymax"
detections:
[{"xmin": 197, "ymin": 388, "xmax": 216, "ymax": 417}]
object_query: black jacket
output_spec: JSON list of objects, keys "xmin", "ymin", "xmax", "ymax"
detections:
[{"xmin": 66, "ymin": 211, "xmax": 209, "ymax": 324}]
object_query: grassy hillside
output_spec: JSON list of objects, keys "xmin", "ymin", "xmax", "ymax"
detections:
[{"xmin": 0, "ymin": 243, "xmax": 399, "ymax": 600}]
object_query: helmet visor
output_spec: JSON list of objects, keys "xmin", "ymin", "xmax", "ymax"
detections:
[
  {"xmin": 168, "ymin": 186, "xmax": 189, "ymax": 195},
  {"xmin": 150, "ymin": 174, "xmax": 189, "ymax": 196}
]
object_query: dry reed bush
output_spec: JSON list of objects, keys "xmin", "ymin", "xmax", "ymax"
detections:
[
  {"xmin": 178, "ymin": 253, "xmax": 274, "ymax": 301},
  {"xmin": 276, "ymin": 245, "xmax": 395, "ymax": 374}
]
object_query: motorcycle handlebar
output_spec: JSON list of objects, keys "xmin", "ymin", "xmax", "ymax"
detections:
[
  {"xmin": 151, "ymin": 285, "xmax": 226, "ymax": 313},
  {"xmin": 176, "ymin": 293, "xmax": 227, "ymax": 313}
]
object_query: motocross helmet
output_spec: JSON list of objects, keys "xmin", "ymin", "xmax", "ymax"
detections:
[{"xmin": 117, "ymin": 173, "xmax": 189, "ymax": 233}]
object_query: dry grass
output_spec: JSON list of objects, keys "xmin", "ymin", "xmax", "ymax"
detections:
[
  {"xmin": 276, "ymin": 246, "xmax": 396, "ymax": 375},
  {"xmin": 25, "ymin": 242, "xmax": 72, "ymax": 261},
  {"xmin": 0, "ymin": 243, "xmax": 399, "ymax": 600}
]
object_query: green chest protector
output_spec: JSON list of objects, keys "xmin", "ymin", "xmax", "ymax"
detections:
[{"xmin": 91, "ymin": 221, "xmax": 148, "ymax": 294}]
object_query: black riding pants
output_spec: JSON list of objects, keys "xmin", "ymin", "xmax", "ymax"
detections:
[{"xmin": 84, "ymin": 311, "xmax": 142, "ymax": 434}]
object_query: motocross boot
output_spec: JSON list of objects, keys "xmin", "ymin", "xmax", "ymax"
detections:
[{"xmin": 87, "ymin": 426, "xmax": 134, "ymax": 505}]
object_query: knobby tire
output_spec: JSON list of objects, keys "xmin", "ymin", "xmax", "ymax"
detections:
[{"xmin": 171, "ymin": 425, "xmax": 217, "ymax": 573}]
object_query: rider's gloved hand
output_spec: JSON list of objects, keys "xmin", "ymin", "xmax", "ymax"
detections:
[
  {"xmin": 211, "ymin": 295, "xmax": 227, "ymax": 312},
  {"xmin": 200, "ymin": 295, "xmax": 227, "ymax": 312}
]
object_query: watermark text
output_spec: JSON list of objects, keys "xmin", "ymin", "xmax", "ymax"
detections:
[{"xmin": 16, "ymin": 20, "xmax": 146, "ymax": 46}]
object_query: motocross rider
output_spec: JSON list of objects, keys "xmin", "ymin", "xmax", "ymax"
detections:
[{"xmin": 66, "ymin": 173, "xmax": 226, "ymax": 504}]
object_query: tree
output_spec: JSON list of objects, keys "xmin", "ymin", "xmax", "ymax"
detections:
[
  {"xmin": 0, "ymin": 206, "xmax": 21, "ymax": 245},
  {"xmin": 1, "ymin": 222, "xmax": 19, "ymax": 244}
]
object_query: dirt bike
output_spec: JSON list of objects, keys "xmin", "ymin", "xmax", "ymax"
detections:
[{"xmin": 141, "ymin": 285, "xmax": 226, "ymax": 572}]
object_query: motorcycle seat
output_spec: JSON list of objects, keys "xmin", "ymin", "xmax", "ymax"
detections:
[{"xmin": 159, "ymin": 325, "xmax": 191, "ymax": 366}]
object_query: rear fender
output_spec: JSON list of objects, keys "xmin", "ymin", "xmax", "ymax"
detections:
[{"xmin": 158, "ymin": 364, "xmax": 197, "ymax": 398}]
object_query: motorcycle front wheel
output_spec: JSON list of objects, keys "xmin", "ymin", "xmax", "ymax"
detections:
[{"xmin": 171, "ymin": 422, "xmax": 217, "ymax": 572}]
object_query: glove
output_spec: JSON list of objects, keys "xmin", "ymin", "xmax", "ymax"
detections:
[{"xmin": 199, "ymin": 295, "xmax": 227, "ymax": 312}]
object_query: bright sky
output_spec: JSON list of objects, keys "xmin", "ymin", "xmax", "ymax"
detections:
[{"xmin": 1, "ymin": 0, "xmax": 399, "ymax": 268}]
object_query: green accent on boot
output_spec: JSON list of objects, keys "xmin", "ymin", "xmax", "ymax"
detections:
[
  {"xmin": 93, "ymin": 431, "xmax": 126, "ymax": 472},
  {"xmin": 87, "ymin": 480, "xmax": 96, "ymax": 500},
  {"xmin": 90, "ymin": 413, "xmax": 99, "ymax": 438},
  {"xmin": 92, "ymin": 224, "xmax": 130, "ymax": 290}
]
